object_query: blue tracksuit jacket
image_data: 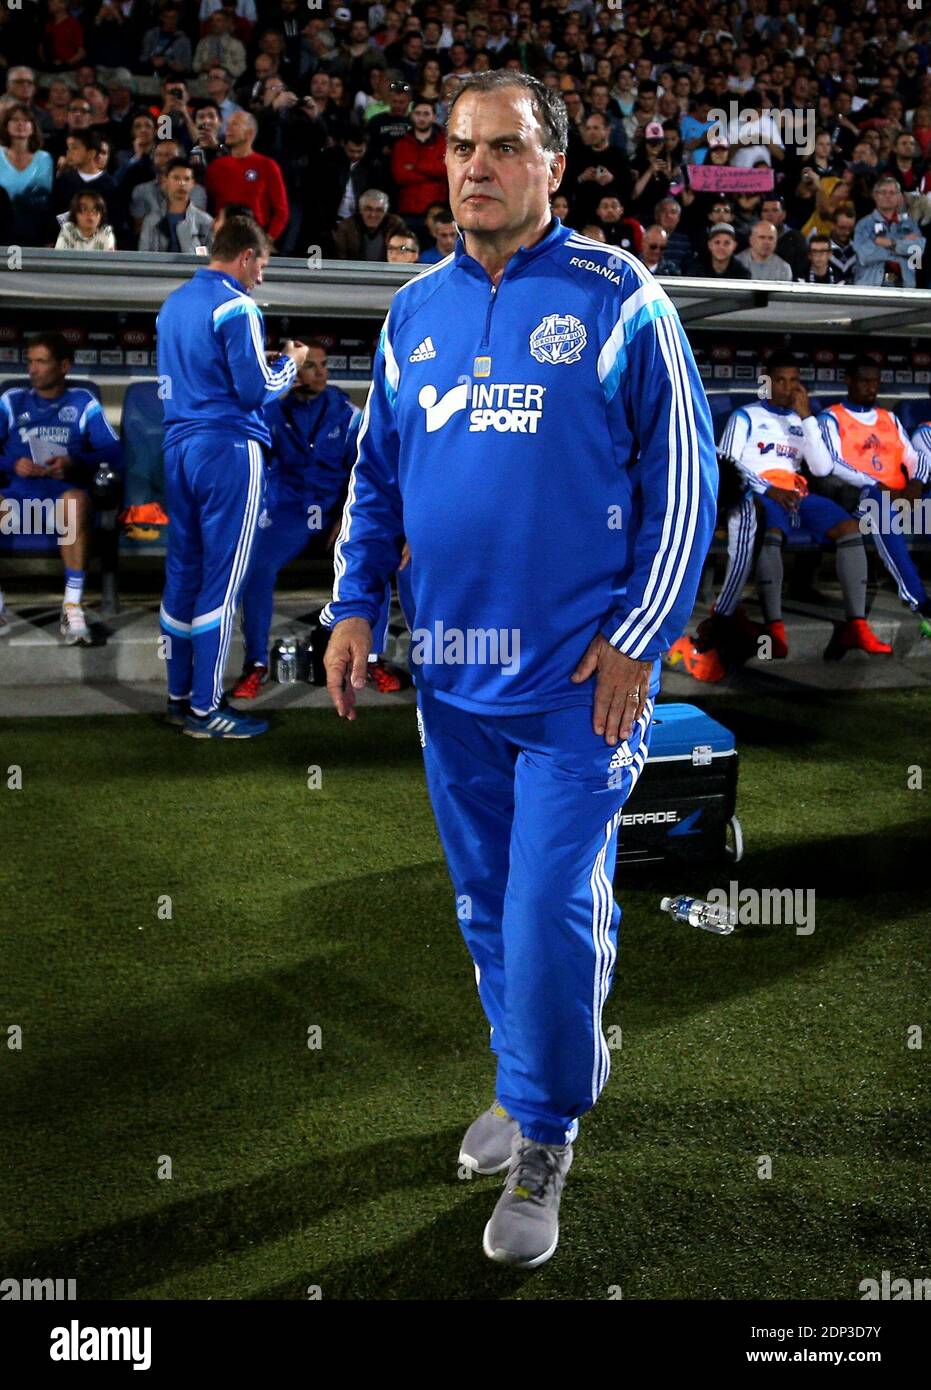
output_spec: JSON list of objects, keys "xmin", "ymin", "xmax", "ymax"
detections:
[
  {"xmin": 321, "ymin": 217, "xmax": 718, "ymax": 714},
  {"xmin": 0, "ymin": 385, "xmax": 122, "ymax": 485},
  {"xmin": 155, "ymin": 267, "xmax": 296, "ymax": 450},
  {"xmin": 265, "ymin": 385, "xmax": 361, "ymax": 520}
]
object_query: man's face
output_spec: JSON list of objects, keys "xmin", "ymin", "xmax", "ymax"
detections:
[
  {"xmin": 761, "ymin": 199, "xmax": 785, "ymax": 228},
  {"xmin": 389, "ymin": 86, "xmax": 411, "ymax": 114},
  {"xmin": 165, "ymin": 166, "xmax": 193, "ymax": 202},
  {"xmin": 641, "ymin": 228, "xmax": 666, "ymax": 262},
  {"xmin": 446, "ymin": 89, "xmax": 564, "ymax": 241},
  {"xmin": 808, "ymin": 241, "xmax": 831, "ymax": 273},
  {"xmin": 298, "ymin": 349, "xmax": 327, "ymax": 393},
  {"xmin": 311, "ymin": 73, "xmax": 330, "ymax": 100},
  {"xmin": 847, "ymin": 365, "xmax": 880, "ymax": 407},
  {"xmin": 207, "ymin": 69, "xmax": 230, "ymax": 93},
  {"xmin": 708, "ymin": 230, "xmax": 736, "ymax": 260},
  {"xmin": 896, "ymin": 134, "xmax": 917, "ymax": 162},
  {"xmin": 133, "ymin": 117, "xmax": 155, "ymax": 145},
  {"xmin": 153, "ymin": 141, "xmax": 180, "ymax": 172},
  {"xmin": 195, "ymin": 107, "xmax": 220, "ymax": 140},
  {"xmin": 351, "ymin": 20, "xmax": 368, "ymax": 43},
  {"xmin": 27, "ymin": 346, "xmax": 69, "ymax": 392},
  {"xmin": 162, "ymin": 9, "xmax": 178, "ymax": 28},
  {"xmin": 67, "ymin": 97, "xmax": 92, "ymax": 128},
  {"xmin": 583, "ymin": 115, "xmax": 609, "ymax": 148},
  {"xmin": 750, "ymin": 222, "xmax": 777, "ymax": 257},
  {"xmin": 658, "ymin": 201, "xmax": 680, "ymax": 230},
  {"xmin": 387, "ymin": 233, "xmax": 419, "ymax": 262},
  {"xmin": 875, "ymin": 182, "xmax": 900, "ymax": 217},
  {"xmin": 434, "ymin": 221, "xmax": 458, "ymax": 253},
  {"xmin": 65, "ymin": 135, "xmax": 90, "ymax": 166},
  {"xmin": 234, "ymin": 249, "xmax": 269, "ymax": 291},
  {"xmin": 769, "ymin": 365, "xmax": 800, "ymax": 408},
  {"xmin": 344, "ymin": 138, "xmax": 365, "ymax": 163},
  {"xmin": 833, "ymin": 212, "xmax": 854, "ymax": 242},
  {"xmin": 226, "ymin": 112, "xmax": 252, "ymax": 147},
  {"xmin": 359, "ymin": 198, "xmax": 387, "ymax": 229},
  {"xmin": 411, "ymin": 102, "xmax": 434, "ymax": 132},
  {"xmin": 597, "ymin": 196, "xmax": 622, "ymax": 222}
]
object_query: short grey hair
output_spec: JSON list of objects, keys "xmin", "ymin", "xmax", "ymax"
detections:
[
  {"xmin": 359, "ymin": 189, "xmax": 389, "ymax": 209},
  {"xmin": 445, "ymin": 70, "xmax": 569, "ymax": 165},
  {"xmin": 873, "ymin": 175, "xmax": 902, "ymax": 196}
]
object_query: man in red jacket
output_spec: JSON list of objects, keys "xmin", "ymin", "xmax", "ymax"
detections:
[
  {"xmin": 204, "ymin": 110, "xmax": 289, "ymax": 247},
  {"xmin": 389, "ymin": 97, "xmax": 447, "ymax": 239}
]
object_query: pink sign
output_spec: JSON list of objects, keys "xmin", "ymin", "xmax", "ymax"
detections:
[{"xmin": 689, "ymin": 165, "xmax": 776, "ymax": 193}]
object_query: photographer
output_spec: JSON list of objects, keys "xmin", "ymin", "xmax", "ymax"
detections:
[
  {"xmin": 253, "ymin": 81, "xmax": 327, "ymax": 255},
  {"xmin": 156, "ymin": 77, "xmax": 199, "ymax": 155},
  {"xmin": 567, "ymin": 110, "xmax": 632, "ymax": 222},
  {"xmin": 629, "ymin": 121, "xmax": 674, "ymax": 223}
]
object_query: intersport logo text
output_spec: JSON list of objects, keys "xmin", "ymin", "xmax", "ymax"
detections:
[{"xmin": 419, "ymin": 382, "xmax": 546, "ymax": 434}]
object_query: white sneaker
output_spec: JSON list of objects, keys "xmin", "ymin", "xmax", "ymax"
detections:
[
  {"xmin": 0, "ymin": 605, "xmax": 10, "ymax": 638},
  {"xmin": 60, "ymin": 601, "xmax": 92, "ymax": 646}
]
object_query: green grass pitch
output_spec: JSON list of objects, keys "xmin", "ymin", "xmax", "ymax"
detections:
[{"xmin": 1, "ymin": 690, "xmax": 929, "ymax": 1300}]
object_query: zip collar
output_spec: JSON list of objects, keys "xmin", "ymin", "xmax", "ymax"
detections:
[{"xmin": 453, "ymin": 215, "xmax": 567, "ymax": 283}]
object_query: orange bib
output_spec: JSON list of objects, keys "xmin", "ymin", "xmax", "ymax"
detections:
[
  {"xmin": 828, "ymin": 404, "xmax": 908, "ymax": 491},
  {"xmin": 760, "ymin": 468, "xmax": 809, "ymax": 494}
]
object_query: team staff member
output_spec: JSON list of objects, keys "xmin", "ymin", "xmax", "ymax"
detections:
[
  {"xmin": 808, "ymin": 356, "xmax": 931, "ymax": 635},
  {"xmin": 156, "ymin": 215, "xmax": 307, "ymax": 738},
  {"xmin": 232, "ymin": 341, "xmax": 399, "ymax": 697},
  {"xmin": 322, "ymin": 72, "xmax": 717, "ymax": 1268}
]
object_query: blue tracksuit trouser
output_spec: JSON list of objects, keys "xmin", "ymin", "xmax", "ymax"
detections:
[
  {"xmin": 417, "ymin": 685, "xmax": 654, "ymax": 1146},
  {"xmin": 160, "ymin": 430, "xmax": 264, "ymax": 714},
  {"xmin": 857, "ymin": 482, "xmax": 931, "ymax": 612}
]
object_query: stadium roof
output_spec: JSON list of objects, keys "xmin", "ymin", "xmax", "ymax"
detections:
[{"xmin": 3, "ymin": 251, "xmax": 931, "ymax": 338}]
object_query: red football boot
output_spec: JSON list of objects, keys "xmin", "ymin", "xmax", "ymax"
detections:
[
  {"xmin": 763, "ymin": 620, "xmax": 789, "ymax": 659},
  {"xmin": 367, "ymin": 658, "xmax": 406, "ymax": 693},
  {"xmin": 665, "ymin": 635, "xmax": 726, "ymax": 683},
  {"xmin": 231, "ymin": 664, "xmax": 268, "ymax": 699},
  {"xmin": 839, "ymin": 618, "xmax": 893, "ymax": 656}
]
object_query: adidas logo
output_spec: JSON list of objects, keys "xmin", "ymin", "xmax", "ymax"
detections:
[
  {"xmin": 409, "ymin": 336, "xmax": 437, "ymax": 362},
  {"xmin": 608, "ymin": 747, "xmax": 633, "ymax": 770}
]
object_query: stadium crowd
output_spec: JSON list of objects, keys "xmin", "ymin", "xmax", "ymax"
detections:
[{"xmin": 1, "ymin": 0, "xmax": 931, "ymax": 281}]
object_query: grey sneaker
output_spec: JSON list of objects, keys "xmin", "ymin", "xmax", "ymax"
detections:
[
  {"xmin": 459, "ymin": 1100, "xmax": 520, "ymax": 1175},
  {"xmin": 482, "ymin": 1134, "xmax": 574, "ymax": 1268}
]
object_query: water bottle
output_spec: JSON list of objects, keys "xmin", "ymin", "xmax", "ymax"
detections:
[
  {"xmin": 91, "ymin": 461, "xmax": 121, "ymax": 507},
  {"xmin": 660, "ymin": 895, "xmax": 736, "ymax": 934},
  {"xmin": 272, "ymin": 636, "xmax": 298, "ymax": 683}
]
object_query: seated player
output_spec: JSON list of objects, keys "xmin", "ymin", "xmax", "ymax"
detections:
[
  {"xmin": 0, "ymin": 331, "xmax": 122, "ymax": 644},
  {"xmin": 807, "ymin": 354, "xmax": 931, "ymax": 638},
  {"xmin": 232, "ymin": 339, "xmax": 400, "ymax": 697}
]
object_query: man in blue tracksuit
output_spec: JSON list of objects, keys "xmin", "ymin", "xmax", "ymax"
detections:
[
  {"xmin": 155, "ymin": 214, "xmax": 307, "ymax": 738},
  {"xmin": 232, "ymin": 341, "xmax": 397, "ymax": 698},
  {"xmin": 322, "ymin": 73, "xmax": 717, "ymax": 1268}
]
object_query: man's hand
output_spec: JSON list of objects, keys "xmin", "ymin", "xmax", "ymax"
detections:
[
  {"xmin": 282, "ymin": 338, "xmax": 309, "ymax": 369},
  {"xmin": 571, "ymin": 633, "xmax": 652, "ymax": 744},
  {"xmin": 788, "ymin": 381, "xmax": 812, "ymax": 419},
  {"xmin": 398, "ymin": 539, "xmax": 411, "ymax": 570},
  {"xmin": 44, "ymin": 456, "xmax": 71, "ymax": 480},
  {"xmin": 767, "ymin": 484, "xmax": 799, "ymax": 512},
  {"xmin": 13, "ymin": 456, "xmax": 45, "ymax": 478},
  {"xmin": 325, "ymin": 616, "xmax": 372, "ymax": 720}
]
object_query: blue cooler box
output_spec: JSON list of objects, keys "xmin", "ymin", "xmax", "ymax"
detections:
[{"xmin": 618, "ymin": 702, "xmax": 742, "ymax": 867}]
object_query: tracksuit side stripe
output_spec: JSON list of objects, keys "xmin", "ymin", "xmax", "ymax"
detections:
[
  {"xmin": 320, "ymin": 373, "xmax": 377, "ymax": 626},
  {"xmin": 210, "ymin": 440, "xmax": 262, "ymax": 709},
  {"xmin": 717, "ymin": 494, "xmax": 756, "ymax": 615},
  {"xmin": 871, "ymin": 522, "xmax": 922, "ymax": 607}
]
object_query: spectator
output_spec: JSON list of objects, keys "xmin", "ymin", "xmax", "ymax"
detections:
[
  {"xmin": 390, "ymin": 98, "xmax": 447, "ymax": 231},
  {"xmin": 568, "ymin": 110, "xmax": 633, "ymax": 220},
  {"xmin": 204, "ymin": 67, "xmax": 244, "ymax": 134},
  {"xmin": 38, "ymin": 79, "xmax": 73, "ymax": 141},
  {"xmin": 51, "ymin": 130, "xmax": 118, "ymax": 238},
  {"xmin": 141, "ymin": 6, "xmax": 192, "ymax": 79},
  {"xmin": 828, "ymin": 203, "xmax": 858, "ymax": 284},
  {"xmin": 129, "ymin": 138, "xmax": 209, "ymax": 240},
  {"xmin": 155, "ymin": 77, "xmax": 198, "ymax": 155},
  {"xmin": 884, "ymin": 130, "xmax": 924, "ymax": 195},
  {"xmin": 113, "ymin": 112, "xmax": 156, "ymax": 179},
  {"xmin": 386, "ymin": 226, "xmax": 420, "ymax": 263},
  {"xmin": 200, "ymin": 0, "xmax": 256, "ymax": 44},
  {"xmin": 55, "ymin": 189, "xmax": 116, "ymax": 251},
  {"xmin": 189, "ymin": 103, "xmax": 230, "ymax": 174},
  {"xmin": 654, "ymin": 196, "xmax": 691, "ymax": 268},
  {"xmin": 103, "ymin": 71, "xmax": 143, "ymax": 155},
  {"xmin": 854, "ymin": 176, "xmax": 926, "ymax": 288},
  {"xmin": 253, "ymin": 83, "xmax": 327, "ymax": 254},
  {"xmin": 760, "ymin": 195, "xmax": 809, "ymax": 279},
  {"xmin": 304, "ymin": 126, "xmax": 379, "ymax": 253},
  {"xmin": 639, "ymin": 224, "xmax": 681, "ymax": 275},
  {"xmin": 41, "ymin": 0, "xmax": 87, "ymax": 74},
  {"xmin": 367, "ymin": 78, "xmax": 413, "ymax": 168},
  {"xmin": 683, "ymin": 223, "xmax": 752, "ymax": 279},
  {"xmin": 354, "ymin": 66, "xmax": 391, "ymax": 123},
  {"xmin": 139, "ymin": 156, "xmax": 214, "ymax": 252},
  {"xmin": 90, "ymin": 2, "xmax": 153, "ymax": 72},
  {"xmin": 418, "ymin": 209, "xmax": 458, "ymax": 262},
  {"xmin": 630, "ymin": 121, "xmax": 675, "ymax": 221},
  {"xmin": 333, "ymin": 187, "xmax": 405, "ymax": 261},
  {"xmin": 803, "ymin": 233, "xmax": 845, "ymax": 284},
  {"xmin": 204, "ymin": 110, "xmax": 289, "ymax": 248},
  {"xmin": 591, "ymin": 193, "xmax": 642, "ymax": 255},
  {"xmin": 43, "ymin": 90, "xmax": 96, "ymax": 165},
  {"xmin": 736, "ymin": 221, "xmax": 794, "ymax": 281},
  {"xmin": 0, "ymin": 104, "xmax": 53, "ymax": 246},
  {"xmin": 193, "ymin": 11, "xmax": 247, "ymax": 80},
  {"xmin": 4, "ymin": 67, "xmax": 53, "ymax": 134}
]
